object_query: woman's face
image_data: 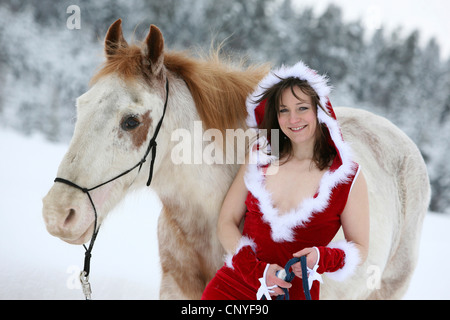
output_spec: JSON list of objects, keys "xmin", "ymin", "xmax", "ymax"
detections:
[{"xmin": 278, "ymin": 86, "xmax": 317, "ymax": 146}]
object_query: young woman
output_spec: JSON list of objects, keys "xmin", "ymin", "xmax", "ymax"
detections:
[{"xmin": 202, "ymin": 61, "xmax": 369, "ymax": 300}]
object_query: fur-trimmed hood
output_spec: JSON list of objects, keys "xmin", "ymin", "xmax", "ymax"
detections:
[
  {"xmin": 245, "ymin": 60, "xmax": 352, "ymax": 172},
  {"xmin": 244, "ymin": 61, "xmax": 358, "ymax": 242}
]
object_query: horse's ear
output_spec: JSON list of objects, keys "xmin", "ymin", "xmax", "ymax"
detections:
[
  {"xmin": 144, "ymin": 25, "xmax": 164, "ymax": 74},
  {"xmin": 105, "ymin": 19, "xmax": 128, "ymax": 57}
]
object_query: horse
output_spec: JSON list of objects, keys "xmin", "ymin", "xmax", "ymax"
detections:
[{"xmin": 42, "ymin": 19, "xmax": 430, "ymax": 299}]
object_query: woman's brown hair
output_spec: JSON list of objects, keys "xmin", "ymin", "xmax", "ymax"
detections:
[{"xmin": 255, "ymin": 76, "xmax": 336, "ymax": 170}]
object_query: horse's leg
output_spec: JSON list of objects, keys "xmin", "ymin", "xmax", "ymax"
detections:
[
  {"xmin": 157, "ymin": 205, "xmax": 214, "ymax": 299},
  {"xmin": 369, "ymin": 146, "xmax": 430, "ymax": 299}
]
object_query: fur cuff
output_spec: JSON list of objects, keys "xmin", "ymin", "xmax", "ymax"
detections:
[
  {"xmin": 224, "ymin": 236, "xmax": 257, "ymax": 269},
  {"xmin": 324, "ymin": 240, "xmax": 361, "ymax": 282}
]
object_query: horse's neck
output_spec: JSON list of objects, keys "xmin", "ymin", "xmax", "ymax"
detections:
[
  {"xmin": 152, "ymin": 76, "xmax": 238, "ymax": 227},
  {"xmin": 154, "ymin": 157, "xmax": 238, "ymax": 224}
]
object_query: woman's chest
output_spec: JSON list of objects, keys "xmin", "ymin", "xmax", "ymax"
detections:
[{"xmin": 265, "ymin": 162, "xmax": 326, "ymax": 215}]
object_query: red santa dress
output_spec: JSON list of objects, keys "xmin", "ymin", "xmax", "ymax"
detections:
[{"xmin": 202, "ymin": 61, "xmax": 361, "ymax": 300}]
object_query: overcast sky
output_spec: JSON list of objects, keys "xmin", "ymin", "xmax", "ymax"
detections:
[{"xmin": 294, "ymin": 0, "xmax": 450, "ymax": 59}]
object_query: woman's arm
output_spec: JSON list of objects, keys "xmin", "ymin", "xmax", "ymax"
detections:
[
  {"xmin": 293, "ymin": 170, "xmax": 370, "ymax": 278},
  {"xmin": 217, "ymin": 162, "xmax": 249, "ymax": 255},
  {"xmin": 340, "ymin": 170, "xmax": 370, "ymax": 263}
]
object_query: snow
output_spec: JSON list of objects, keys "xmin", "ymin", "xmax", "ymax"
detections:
[
  {"xmin": 403, "ymin": 212, "xmax": 450, "ymax": 299},
  {"xmin": 0, "ymin": 129, "xmax": 161, "ymax": 299},
  {"xmin": 0, "ymin": 129, "xmax": 449, "ymax": 300}
]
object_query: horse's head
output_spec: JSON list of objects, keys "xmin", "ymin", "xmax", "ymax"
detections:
[{"xmin": 42, "ymin": 20, "xmax": 168, "ymax": 244}]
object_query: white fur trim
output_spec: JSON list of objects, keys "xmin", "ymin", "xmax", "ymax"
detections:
[
  {"xmin": 244, "ymin": 155, "xmax": 357, "ymax": 243},
  {"xmin": 324, "ymin": 240, "xmax": 361, "ymax": 282},
  {"xmin": 246, "ymin": 61, "xmax": 331, "ymax": 128},
  {"xmin": 224, "ymin": 236, "xmax": 257, "ymax": 269}
]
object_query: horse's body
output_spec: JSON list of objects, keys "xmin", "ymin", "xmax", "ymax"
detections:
[{"xmin": 42, "ymin": 20, "xmax": 430, "ymax": 299}]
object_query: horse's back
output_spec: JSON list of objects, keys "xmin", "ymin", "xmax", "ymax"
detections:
[
  {"xmin": 336, "ymin": 107, "xmax": 430, "ymax": 213},
  {"xmin": 321, "ymin": 107, "xmax": 430, "ymax": 299}
]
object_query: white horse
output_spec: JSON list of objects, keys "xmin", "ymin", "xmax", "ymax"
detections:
[{"xmin": 42, "ymin": 20, "xmax": 430, "ymax": 299}]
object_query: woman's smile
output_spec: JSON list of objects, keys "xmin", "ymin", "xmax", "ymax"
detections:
[{"xmin": 289, "ymin": 124, "xmax": 308, "ymax": 132}]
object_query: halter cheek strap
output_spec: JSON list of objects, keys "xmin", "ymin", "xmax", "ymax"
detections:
[{"xmin": 54, "ymin": 78, "xmax": 169, "ymax": 299}]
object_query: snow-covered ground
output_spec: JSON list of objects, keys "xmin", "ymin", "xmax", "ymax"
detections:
[{"xmin": 0, "ymin": 129, "xmax": 449, "ymax": 300}]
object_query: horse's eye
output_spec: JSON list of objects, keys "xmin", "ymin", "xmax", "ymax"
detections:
[{"xmin": 121, "ymin": 115, "xmax": 140, "ymax": 131}]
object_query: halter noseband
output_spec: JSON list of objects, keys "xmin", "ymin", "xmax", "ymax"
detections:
[{"xmin": 54, "ymin": 78, "xmax": 169, "ymax": 299}]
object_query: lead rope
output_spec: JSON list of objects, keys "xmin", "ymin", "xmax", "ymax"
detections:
[
  {"xmin": 53, "ymin": 178, "xmax": 100, "ymax": 300},
  {"xmin": 271, "ymin": 256, "xmax": 311, "ymax": 300},
  {"xmin": 54, "ymin": 79, "xmax": 169, "ymax": 300}
]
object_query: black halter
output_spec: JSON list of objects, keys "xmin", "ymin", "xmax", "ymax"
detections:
[{"xmin": 54, "ymin": 78, "xmax": 169, "ymax": 299}]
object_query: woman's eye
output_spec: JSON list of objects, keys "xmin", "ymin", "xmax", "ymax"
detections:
[
  {"xmin": 121, "ymin": 116, "xmax": 140, "ymax": 131},
  {"xmin": 298, "ymin": 106, "xmax": 310, "ymax": 111}
]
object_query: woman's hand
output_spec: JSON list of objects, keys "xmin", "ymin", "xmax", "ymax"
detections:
[
  {"xmin": 292, "ymin": 247, "xmax": 318, "ymax": 278},
  {"xmin": 265, "ymin": 264, "xmax": 292, "ymax": 296}
]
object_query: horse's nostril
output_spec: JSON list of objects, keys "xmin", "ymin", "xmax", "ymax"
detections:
[{"xmin": 64, "ymin": 208, "xmax": 76, "ymax": 227}]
